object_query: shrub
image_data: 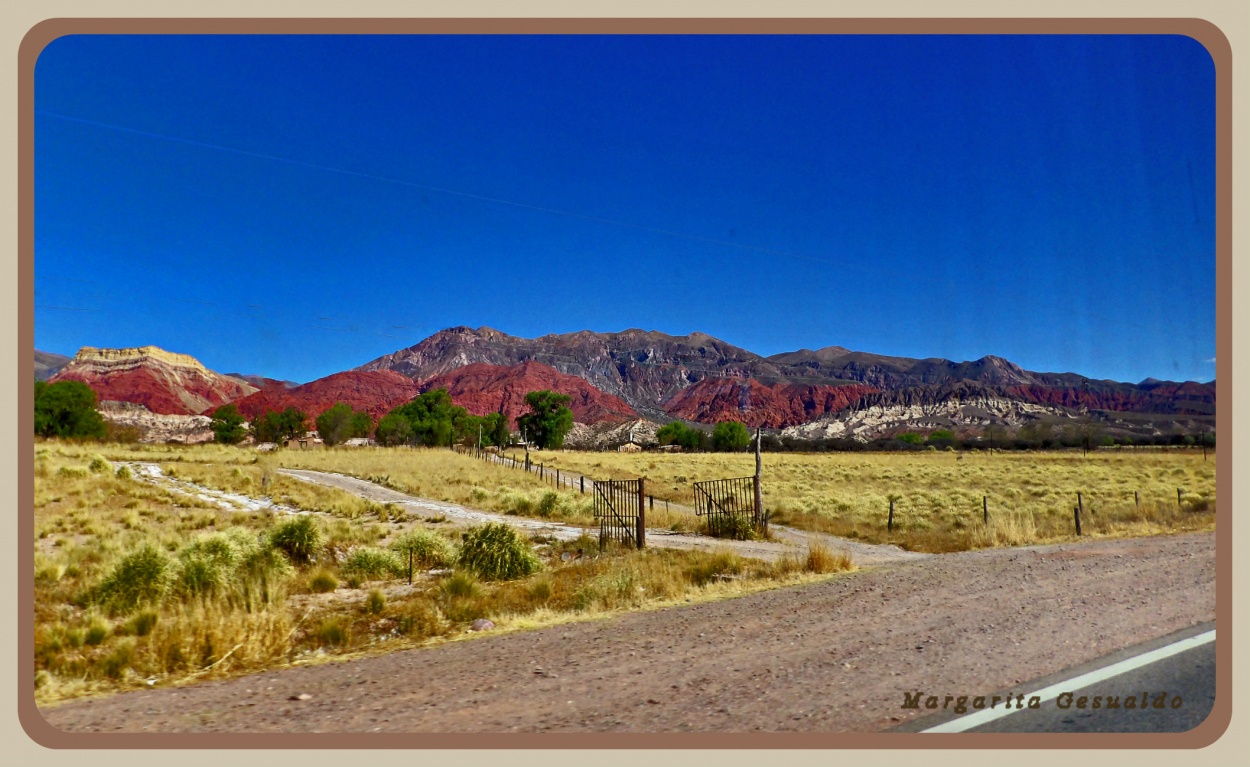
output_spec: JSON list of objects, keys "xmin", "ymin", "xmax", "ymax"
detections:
[
  {"xmin": 364, "ymin": 589, "xmax": 386, "ymax": 614},
  {"xmin": 120, "ymin": 610, "xmax": 158, "ymax": 637},
  {"xmin": 711, "ymin": 421, "xmax": 752, "ymax": 452},
  {"xmin": 805, "ymin": 542, "xmax": 853, "ymax": 574},
  {"xmin": 456, "ymin": 523, "xmax": 542, "ymax": 581},
  {"xmin": 94, "ymin": 544, "xmax": 175, "ymax": 615},
  {"xmin": 685, "ymin": 550, "xmax": 745, "ymax": 586},
  {"xmin": 83, "ymin": 616, "xmax": 111, "ymax": 646},
  {"xmin": 389, "ymin": 530, "xmax": 456, "ymax": 569},
  {"xmin": 314, "ymin": 617, "xmax": 350, "ymax": 647},
  {"xmin": 536, "ymin": 491, "xmax": 560, "ymax": 518},
  {"xmin": 341, "ymin": 547, "xmax": 405, "ymax": 580},
  {"xmin": 115, "ymin": 464, "xmax": 133, "ymax": 480},
  {"xmin": 268, "ymin": 516, "xmax": 322, "ymax": 564},
  {"xmin": 308, "ymin": 571, "xmax": 339, "ymax": 593},
  {"xmin": 87, "ymin": 455, "xmax": 111, "ymax": 474},
  {"xmin": 34, "ymin": 380, "xmax": 106, "ymax": 439},
  {"xmin": 703, "ymin": 512, "xmax": 756, "ymax": 541},
  {"xmin": 100, "ymin": 639, "xmax": 136, "ymax": 680},
  {"xmin": 440, "ymin": 571, "xmax": 479, "ymax": 599}
]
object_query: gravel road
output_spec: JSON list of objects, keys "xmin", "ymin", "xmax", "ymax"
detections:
[{"xmin": 39, "ymin": 531, "xmax": 1214, "ymax": 733}]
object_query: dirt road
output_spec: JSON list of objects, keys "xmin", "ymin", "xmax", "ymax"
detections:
[
  {"xmin": 278, "ymin": 468, "xmax": 925, "ymax": 566},
  {"xmin": 39, "ymin": 531, "xmax": 1214, "ymax": 733}
]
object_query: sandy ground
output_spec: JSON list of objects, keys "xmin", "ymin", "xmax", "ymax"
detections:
[{"xmin": 39, "ymin": 531, "xmax": 1213, "ymax": 733}]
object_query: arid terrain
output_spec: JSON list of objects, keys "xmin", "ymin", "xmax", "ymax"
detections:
[{"xmin": 39, "ymin": 532, "xmax": 1214, "ymax": 733}]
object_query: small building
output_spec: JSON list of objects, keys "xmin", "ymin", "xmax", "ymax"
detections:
[
  {"xmin": 284, "ymin": 432, "xmax": 323, "ymax": 449},
  {"xmin": 342, "ymin": 437, "xmax": 376, "ymax": 447},
  {"xmin": 615, "ymin": 427, "xmax": 644, "ymax": 452}
]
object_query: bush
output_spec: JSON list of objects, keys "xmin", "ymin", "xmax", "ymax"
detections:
[
  {"xmin": 93, "ymin": 544, "xmax": 175, "ymax": 615},
  {"xmin": 389, "ymin": 530, "xmax": 456, "ymax": 569},
  {"xmin": 456, "ymin": 523, "xmax": 542, "ymax": 581},
  {"xmin": 115, "ymin": 464, "xmax": 133, "ymax": 480},
  {"xmin": 536, "ymin": 491, "xmax": 560, "ymax": 518},
  {"xmin": 364, "ymin": 589, "xmax": 386, "ymax": 614},
  {"xmin": 440, "ymin": 571, "xmax": 479, "ymax": 599},
  {"xmin": 805, "ymin": 543, "xmax": 853, "ymax": 573},
  {"xmin": 87, "ymin": 455, "xmax": 111, "ymax": 474},
  {"xmin": 341, "ymin": 547, "xmax": 405, "ymax": 580},
  {"xmin": 268, "ymin": 516, "xmax": 322, "ymax": 564},
  {"xmin": 209, "ymin": 404, "xmax": 248, "ymax": 445},
  {"xmin": 314, "ymin": 617, "xmax": 350, "ymax": 647},
  {"xmin": 308, "ymin": 571, "xmax": 339, "ymax": 593},
  {"xmin": 703, "ymin": 512, "xmax": 756, "ymax": 541},
  {"xmin": 685, "ymin": 550, "xmax": 745, "ymax": 586}
]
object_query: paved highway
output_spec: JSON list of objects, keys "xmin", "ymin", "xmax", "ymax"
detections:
[{"xmin": 895, "ymin": 621, "xmax": 1217, "ymax": 733}]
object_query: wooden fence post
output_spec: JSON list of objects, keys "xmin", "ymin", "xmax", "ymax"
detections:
[
  {"xmin": 1135, "ymin": 490, "xmax": 1140, "ymax": 507},
  {"xmin": 1177, "ymin": 488, "xmax": 1183, "ymax": 510},
  {"xmin": 754, "ymin": 426, "xmax": 764, "ymax": 533},
  {"xmin": 637, "ymin": 478, "xmax": 646, "ymax": 549},
  {"xmin": 1077, "ymin": 492, "xmax": 1084, "ymax": 519},
  {"xmin": 1074, "ymin": 506, "xmax": 1082, "ymax": 536},
  {"xmin": 407, "ymin": 549, "xmax": 413, "ymax": 585},
  {"xmin": 888, "ymin": 499, "xmax": 895, "ymax": 532},
  {"xmin": 580, "ymin": 476, "xmax": 584, "ymax": 494},
  {"xmin": 983, "ymin": 495, "xmax": 988, "ymax": 525}
]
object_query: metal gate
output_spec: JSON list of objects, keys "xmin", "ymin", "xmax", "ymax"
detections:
[
  {"xmin": 593, "ymin": 478, "xmax": 645, "ymax": 551},
  {"xmin": 693, "ymin": 476, "xmax": 765, "ymax": 538}
]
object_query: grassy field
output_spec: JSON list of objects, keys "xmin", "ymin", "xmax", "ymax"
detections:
[
  {"xmin": 32, "ymin": 441, "xmax": 846, "ymax": 704},
  {"xmin": 522, "ymin": 447, "xmax": 1217, "ymax": 552}
]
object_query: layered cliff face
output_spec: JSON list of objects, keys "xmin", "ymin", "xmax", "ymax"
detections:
[
  {"xmin": 49, "ymin": 346, "xmax": 257, "ymax": 416},
  {"xmin": 419, "ymin": 361, "xmax": 639, "ymax": 426},
  {"xmin": 781, "ymin": 382, "xmax": 1072, "ymax": 441},
  {"xmin": 661, "ymin": 378, "xmax": 879, "ymax": 428},
  {"xmin": 226, "ymin": 370, "xmax": 423, "ymax": 422}
]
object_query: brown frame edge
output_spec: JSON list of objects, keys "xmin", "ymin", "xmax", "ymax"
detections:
[{"xmin": 14, "ymin": 15, "xmax": 1234, "ymax": 751}]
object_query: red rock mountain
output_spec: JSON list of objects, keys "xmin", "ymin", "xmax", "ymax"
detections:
[
  {"xmin": 227, "ymin": 370, "xmax": 423, "ymax": 423},
  {"xmin": 420, "ymin": 361, "xmax": 638, "ymax": 426},
  {"xmin": 662, "ymin": 378, "xmax": 879, "ymax": 428},
  {"xmin": 360, "ymin": 327, "xmax": 1215, "ymax": 422},
  {"xmin": 50, "ymin": 346, "xmax": 257, "ymax": 416}
]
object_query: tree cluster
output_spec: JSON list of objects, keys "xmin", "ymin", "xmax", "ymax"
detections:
[
  {"xmin": 250, "ymin": 407, "xmax": 309, "ymax": 444},
  {"xmin": 375, "ymin": 389, "xmax": 516, "ymax": 448},
  {"xmin": 655, "ymin": 420, "xmax": 708, "ymax": 450},
  {"xmin": 315, "ymin": 403, "xmax": 374, "ymax": 446},
  {"xmin": 34, "ymin": 380, "xmax": 106, "ymax": 439}
]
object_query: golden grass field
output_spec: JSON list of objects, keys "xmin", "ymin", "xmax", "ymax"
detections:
[
  {"xmin": 32, "ymin": 440, "xmax": 846, "ymax": 704},
  {"xmin": 522, "ymin": 447, "xmax": 1217, "ymax": 551}
]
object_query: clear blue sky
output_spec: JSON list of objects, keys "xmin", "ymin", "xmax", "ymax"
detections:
[{"xmin": 34, "ymin": 34, "xmax": 1216, "ymax": 385}]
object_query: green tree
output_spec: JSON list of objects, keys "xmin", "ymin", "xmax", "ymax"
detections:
[
  {"xmin": 315, "ymin": 402, "xmax": 375, "ymax": 446},
  {"xmin": 516, "ymin": 390, "xmax": 575, "ymax": 449},
  {"xmin": 897, "ymin": 432, "xmax": 924, "ymax": 446},
  {"xmin": 656, "ymin": 421, "xmax": 707, "ymax": 450},
  {"xmin": 927, "ymin": 429, "xmax": 956, "ymax": 447},
  {"xmin": 383, "ymin": 388, "xmax": 469, "ymax": 447},
  {"xmin": 375, "ymin": 412, "xmax": 415, "ymax": 447},
  {"xmin": 711, "ymin": 420, "xmax": 751, "ymax": 452},
  {"xmin": 251, "ymin": 407, "xmax": 308, "ymax": 444},
  {"xmin": 488, "ymin": 411, "xmax": 512, "ymax": 447},
  {"xmin": 209, "ymin": 404, "xmax": 248, "ymax": 445},
  {"xmin": 34, "ymin": 380, "xmax": 106, "ymax": 439}
]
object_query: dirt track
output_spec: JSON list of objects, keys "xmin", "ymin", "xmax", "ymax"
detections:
[
  {"xmin": 278, "ymin": 468, "xmax": 927, "ymax": 567},
  {"xmin": 40, "ymin": 531, "xmax": 1214, "ymax": 733}
]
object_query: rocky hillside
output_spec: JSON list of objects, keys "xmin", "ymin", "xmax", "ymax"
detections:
[
  {"xmin": 49, "ymin": 346, "xmax": 257, "ymax": 415},
  {"xmin": 419, "ymin": 361, "xmax": 638, "ymax": 426},
  {"xmin": 360, "ymin": 326, "xmax": 1215, "ymax": 427},
  {"xmin": 227, "ymin": 370, "xmax": 423, "ymax": 422},
  {"xmin": 98, "ymin": 401, "xmax": 215, "ymax": 444},
  {"xmin": 357, "ymin": 326, "xmax": 786, "ymax": 418},
  {"xmin": 35, "ymin": 350, "xmax": 71, "ymax": 382},
  {"xmin": 662, "ymin": 378, "xmax": 879, "ymax": 428}
]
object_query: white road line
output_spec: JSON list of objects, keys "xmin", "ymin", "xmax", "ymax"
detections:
[{"xmin": 921, "ymin": 629, "xmax": 1216, "ymax": 733}]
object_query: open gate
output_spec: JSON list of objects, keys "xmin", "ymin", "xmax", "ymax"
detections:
[
  {"xmin": 593, "ymin": 478, "xmax": 645, "ymax": 551},
  {"xmin": 693, "ymin": 476, "xmax": 766, "ymax": 537}
]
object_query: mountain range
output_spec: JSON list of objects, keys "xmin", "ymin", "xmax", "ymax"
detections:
[{"xmin": 39, "ymin": 326, "xmax": 1216, "ymax": 441}]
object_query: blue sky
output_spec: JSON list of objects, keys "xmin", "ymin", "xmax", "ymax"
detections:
[{"xmin": 34, "ymin": 34, "xmax": 1216, "ymax": 384}]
